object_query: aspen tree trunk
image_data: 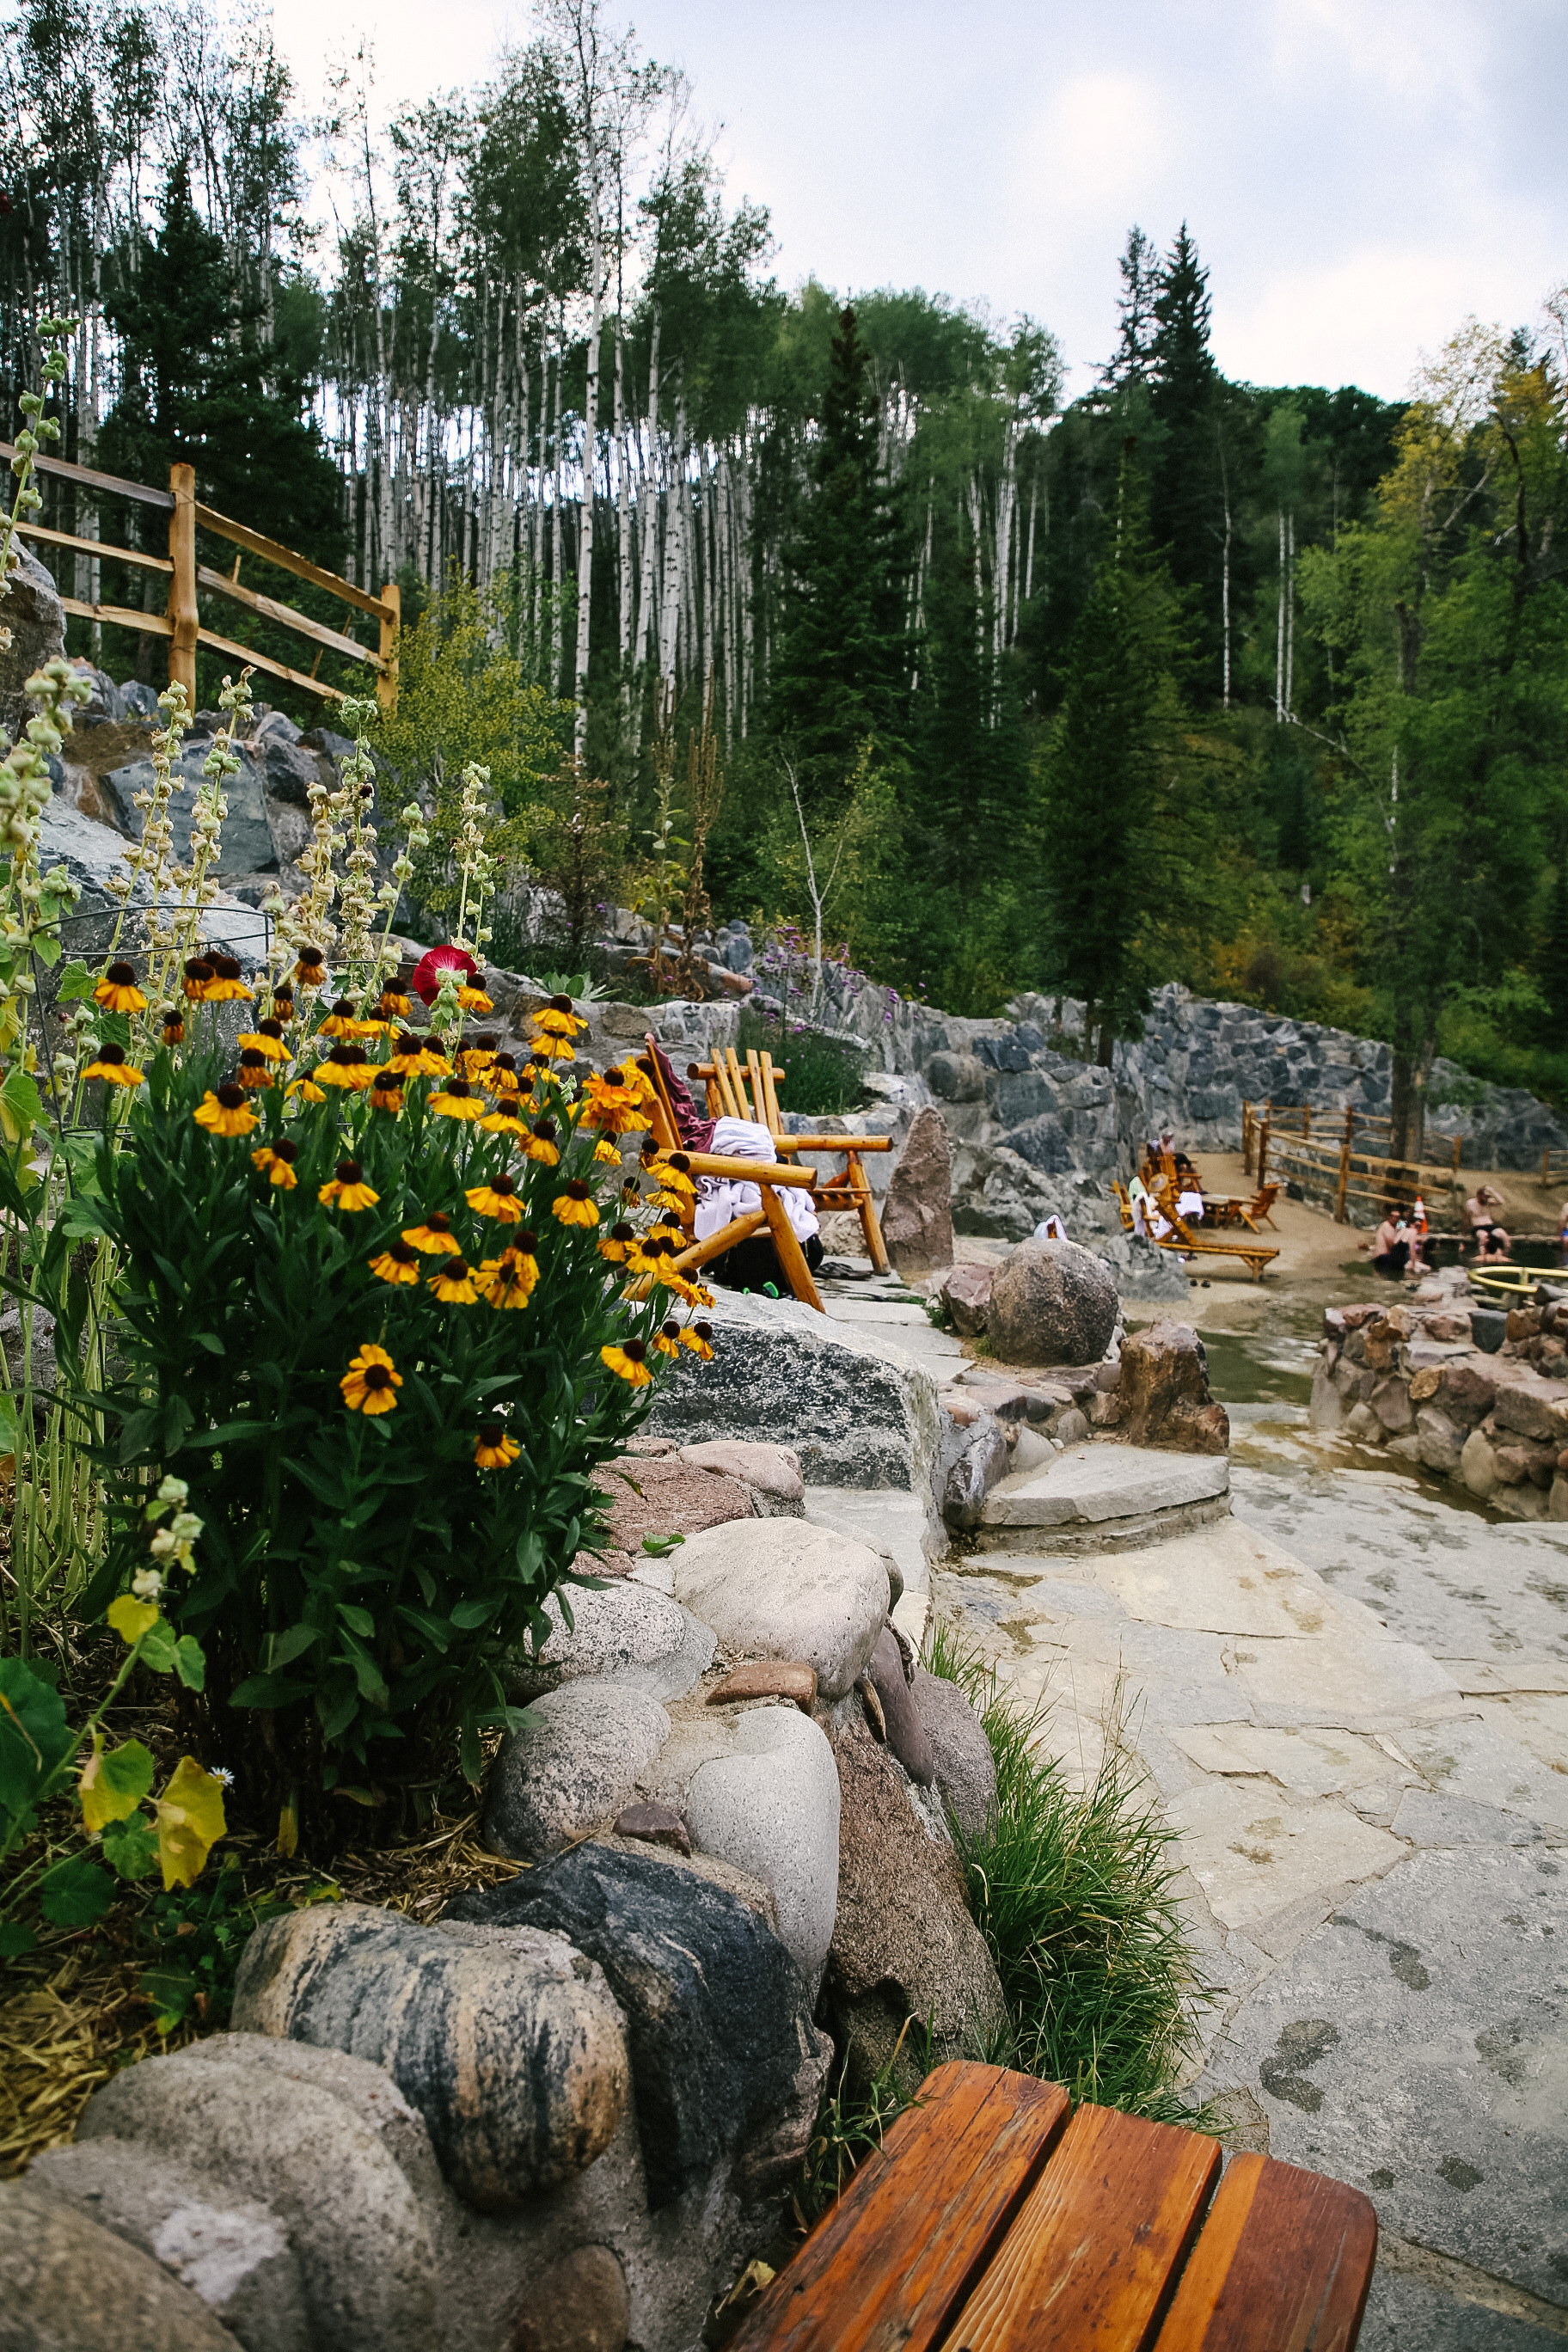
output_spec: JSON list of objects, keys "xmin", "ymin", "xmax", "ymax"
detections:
[
  {"xmin": 636, "ymin": 306, "xmax": 662, "ymax": 674},
  {"xmin": 616, "ymin": 322, "xmax": 633, "ymax": 667},
  {"xmin": 550, "ymin": 341, "xmax": 565, "ymax": 695},
  {"xmin": 910, "ymin": 482, "xmax": 934, "ymax": 695},
  {"xmin": 574, "ymin": 233, "xmax": 604, "ymax": 753},
  {"xmin": 701, "ymin": 447, "xmax": 715, "ymax": 697},
  {"xmin": 1275, "ymin": 510, "xmax": 1286, "ymax": 720},
  {"xmin": 1023, "ymin": 475, "xmax": 1037, "ymax": 607},
  {"xmin": 658, "ymin": 393, "xmax": 687, "ymax": 689},
  {"xmin": 1284, "ymin": 512, "xmax": 1295, "ymax": 717}
]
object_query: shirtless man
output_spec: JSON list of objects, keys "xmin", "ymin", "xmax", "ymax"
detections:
[
  {"xmin": 1370, "ymin": 1213, "xmax": 1411, "ymax": 1278},
  {"xmin": 1466, "ymin": 1185, "xmax": 1510, "ymax": 1260}
]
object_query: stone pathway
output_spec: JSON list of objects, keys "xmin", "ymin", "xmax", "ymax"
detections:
[{"xmin": 931, "ymin": 1373, "xmax": 1568, "ymax": 2349}]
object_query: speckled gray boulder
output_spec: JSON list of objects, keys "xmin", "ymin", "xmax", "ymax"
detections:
[
  {"xmin": 231, "ymin": 1902, "xmax": 628, "ymax": 2210},
  {"xmin": 911, "ymin": 1668, "xmax": 999, "ymax": 1845},
  {"xmin": 987, "ymin": 1237, "xmax": 1118, "ymax": 1367},
  {"xmin": 521, "ymin": 1581, "xmax": 714, "ymax": 1702},
  {"xmin": 0, "ymin": 2177, "xmax": 242, "ymax": 2351},
  {"xmin": 483, "ymin": 1678, "xmax": 671, "ymax": 1857}
]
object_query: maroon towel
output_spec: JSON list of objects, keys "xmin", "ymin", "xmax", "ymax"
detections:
[{"xmin": 643, "ymin": 1041, "xmax": 715, "ymax": 1155}]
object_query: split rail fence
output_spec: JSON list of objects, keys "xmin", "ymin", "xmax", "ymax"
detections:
[
  {"xmin": 1241, "ymin": 1100, "xmax": 1467, "ymax": 1227},
  {"xmin": 2, "ymin": 446, "xmax": 399, "ymax": 714}
]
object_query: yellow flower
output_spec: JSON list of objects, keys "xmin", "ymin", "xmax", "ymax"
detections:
[
  {"xmin": 81, "ymin": 1044, "xmax": 144, "ymax": 1087},
  {"xmin": 107, "ymin": 1592, "xmax": 161, "ymax": 1645},
  {"xmin": 534, "ymin": 995, "xmax": 587, "ymax": 1038},
  {"xmin": 285, "ymin": 1076, "xmax": 327, "ymax": 1104},
  {"xmin": 269, "ymin": 989, "xmax": 297, "ymax": 1025},
  {"xmin": 430, "ymin": 1078, "xmax": 486, "ymax": 1122},
  {"xmin": 552, "ymin": 1181, "xmax": 599, "ymax": 1228},
  {"xmin": 237, "ymin": 1023, "xmax": 289, "ymax": 1063},
  {"xmin": 319, "ymin": 1158, "xmax": 379, "ymax": 1211},
  {"xmin": 466, "ymin": 1174, "xmax": 524, "ymax": 1222},
  {"xmin": 524, "ymin": 1118, "xmax": 560, "ymax": 1167},
  {"xmin": 533, "ymin": 1030, "xmax": 578, "ymax": 1063},
  {"xmin": 193, "ymin": 1084, "xmax": 258, "ymax": 1137},
  {"xmin": 369, "ymin": 1239, "xmax": 421, "ymax": 1285},
  {"xmin": 595, "ymin": 1137, "xmax": 623, "ymax": 1166},
  {"xmin": 160, "ymin": 1007, "xmax": 186, "ymax": 1048},
  {"xmin": 317, "ymin": 997, "xmax": 368, "ymax": 1038},
  {"xmin": 402, "ymin": 1213, "xmax": 461, "ymax": 1257},
  {"xmin": 94, "ymin": 959, "xmax": 147, "ymax": 1014},
  {"xmin": 651, "ymin": 1152, "xmax": 696, "ymax": 1198},
  {"xmin": 428, "ymin": 1258, "xmax": 481, "ymax": 1304},
  {"xmin": 293, "ymin": 948, "xmax": 327, "ymax": 987},
  {"xmin": 479, "ymin": 1109, "xmax": 529, "ymax": 1140},
  {"xmin": 476, "ymin": 1243, "xmax": 538, "ymax": 1309},
  {"xmin": 652, "ymin": 1188, "xmax": 692, "ymax": 1217},
  {"xmin": 681, "ymin": 1320, "xmax": 715, "ymax": 1359},
  {"xmin": 459, "ymin": 1035, "xmax": 499, "ymax": 1077},
  {"xmin": 582, "ymin": 1066, "xmax": 653, "ymax": 1136},
  {"xmin": 652, "ymin": 1321, "xmax": 682, "ymax": 1359},
  {"xmin": 251, "ymin": 1142, "xmax": 299, "ymax": 1189},
  {"xmin": 182, "ymin": 957, "xmax": 218, "ymax": 1001},
  {"xmin": 475, "ymin": 1424, "xmax": 521, "ymax": 1470},
  {"xmin": 456, "ymin": 984, "xmax": 493, "ymax": 1012},
  {"xmin": 314, "ymin": 1042, "xmax": 376, "ymax": 1091},
  {"xmin": 236, "ymin": 1048, "xmax": 275, "ymax": 1090},
  {"xmin": 600, "ymin": 1338, "xmax": 652, "ymax": 1387},
  {"xmin": 377, "ymin": 989, "xmax": 412, "ymax": 1020},
  {"xmin": 204, "ymin": 953, "xmax": 254, "ymax": 1002},
  {"xmin": 340, "ymin": 1342, "xmax": 401, "ymax": 1415},
  {"xmin": 664, "ymin": 1272, "xmax": 715, "ymax": 1308},
  {"xmin": 388, "ymin": 1033, "xmax": 451, "ymax": 1078},
  {"xmin": 369, "ymin": 1075, "xmax": 406, "ymax": 1115},
  {"xmin": 488, "ymin": 1053, "xmax": 522, "ymax": 1096},
  {"xmin": 597, "ymin": 1222, "xmax": 637, "ymax": 1265}
]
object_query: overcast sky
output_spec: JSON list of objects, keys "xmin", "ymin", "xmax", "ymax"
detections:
[{"xmin": 267, "ymin": 0, "xmax": 1567, "ymax": 401}]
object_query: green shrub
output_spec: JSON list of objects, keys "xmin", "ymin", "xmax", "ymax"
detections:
[{"xmin": 737, "ymin": 1009, "xmax": 868, "ymax": 1117}]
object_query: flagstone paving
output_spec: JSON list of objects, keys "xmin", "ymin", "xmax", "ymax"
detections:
[{"xmin": 931, "ymin": 1376, "xmax": 1568, "ymax": 2349}]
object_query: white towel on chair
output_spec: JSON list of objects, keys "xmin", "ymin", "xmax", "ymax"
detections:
[{"xmin": 693, "ymin": 1116, "xmax": 820, "ymax": 1245}]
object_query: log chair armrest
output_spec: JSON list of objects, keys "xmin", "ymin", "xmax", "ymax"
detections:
[{"xmin": 772, "ymin": 1135, "xmax": 895, "ymax": 1154}]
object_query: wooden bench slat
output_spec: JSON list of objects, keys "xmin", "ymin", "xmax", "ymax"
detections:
[
  {"xmin": 729, "ymin": 2062, "xmax": 1069, "ymax": 2352},
  {"xmin": 946, "ymin": 2101, "xmax": 1221, "ymax": 2352},
  {"xmin": 1154, "ymin": 2153, "xmax": 1377, "ymax": 2352}
]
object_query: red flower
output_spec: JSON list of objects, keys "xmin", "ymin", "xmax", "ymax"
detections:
[{"xmin": 409, "ymin": 945, "xmax": 479, "ymax": 1007}]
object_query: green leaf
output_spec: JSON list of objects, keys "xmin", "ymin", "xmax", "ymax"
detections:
[
  {"xmin": 0, "ymin": 1066, "xmax": 42, "ymax": 1146},
  {"xmin": 337, "ymin": 1633, "xmax": 389, "ymax": 1712},
  {"xmin": 102, "ymin": 1811, "xmax": 162, "ymax": 1882},
  {"xmin": 0, "ymin": 1919, "xmax": 37, "ymax": 1957},
  {"xmin": 55, "ymin": 1197, "xmax": 109, "ymax": 1241},
  {"xmin": 449, "ymin": 1597, "xmax": 494, "ymax": 1630},
  {"xmin": 262, "ymin": 1625, "xmax": 320, "ymax": 1671},
  {"xmin": 641, "ymin": 1531, "xmax": 686, "ymax": 1558},
  {"xmin": 336, "ymin": 1604, "xmax": 376, "ymax": 1638},
  {"xmin": 316, "ymin": 1678, "xmax": 360, "ymax": 1742},
  {"xmin": 0, "ymin": 1653, "xmax": 72, "ymax": 1821},
  {"xmin": 80, "ymin": 1735, "xmax": 155, "ymax": 1831},
  {"xmin": 192, "ymin": 1332, "xmax": 225, "ymax": 1357},
  {"xmin": 55, "ymin": 959, "xmax": 96, "ymax": 1004},
  {"xmin": 0, "ymin": 1392, "xmax": 21, "ymax": 1461},
  {"xmin": 230, "ymin": 1672, "xmax": 314, "ymax": 1709},
  {"xmin": 172, "ymin": 1637, "xmax": 205, "ymax": 1692},
  {"xmin": 39, "ymin": 1853, "xmax": 116, "ymax": 1926},
  {"xmin": 138, "ymin": 1619, "xmax": 179, "ymax": 1674},
  {"xmin": 31, "ymin": 929, "xmax": 61, "ymax": 969},
  {"xmin": 139, "ymin": 1959, "xmax": 195, "ymax": 2030}
]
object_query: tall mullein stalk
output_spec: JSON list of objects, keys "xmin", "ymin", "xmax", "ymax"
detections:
[{"xmin": 450, "ymin": 761, "xmax": 498, "ymax": 963}]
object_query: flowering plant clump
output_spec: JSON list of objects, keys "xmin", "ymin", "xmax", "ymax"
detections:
[{"xmin": 57, "ymin": 697, "xmax": 709, "ymax": 1850}]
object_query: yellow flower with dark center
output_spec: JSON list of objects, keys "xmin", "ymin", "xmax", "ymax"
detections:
[
  {"xmin": 251, "ymin": 1141, "xmax": 299, "ymax": 1189},
  {"xmin": 553, "ymin": 1180, "xmax": 598, "ymax": 1228},
  {"xmin": 94, "ymin": 959, "xmax": 147, "ymax": 1014},
  {"xmin": 315, "ymin": 1041, "xmax": 376, "ymax": 1091},
  {"xmin": 377, "ymin": 989, "xmax": 412, "ymax": 1021},
  {"xmin": 647, "ymin": 1219, "xmax": 686, "ymax": 1248},
  {"xmin": 317, "ymin": 997, "xmax": 364, "ymax": 1039},
  {"xmin": 369, "ymin": 1238, "xmax": 421, "ymax": 1285},
  {"xmin": 597, "ymin": 1221, "xmax": 637, "ymax": 1265},
  {"xmin": 533, "ymin": 1030, "xmax": 577, "ymax": 1063},
  {"xmin": 81, "ymin": 1043, "xmax": 144, "ymax": 1087},
  {"xmin": 652, "ymin": 1321, "xmax": 683, "ymax": 1360},
  {"xmin": 594, "ymin": 1138, "xmax": 624, "ymax": 1166},
  {"xmin": 341, "ymin": 1342, "xmax": 401, "ymax": 1415},
  {"xmin": 236, "ymin": 1048, "xmax": 275, "ymax": 1090},
  {"xmin": 459, "ymin": 1034, "xmax": 499, "ymax": 1078},
  {"xmin": 535, "ymin": 995, "xmax": 587, "ymax": 1038},
  {"xmin": 402, "ymin": 1212, "xmax": 461, "ymax": 1257},
  {"xmin": 204, "ymin": 953, "xmax": 254, "ymax": 1003},
  {"xmin": 370, "ymin": 1074, "xmax": 406, "ymax": 1114},
  {"xmin": 456, "ymin": 984, "xmax": 493, "ymax": 1012},
  {"xmin": 285, "ymin": 1076, "xmax": 327, "ymax": 1103},
  {"xmin": 430, "ymin": 1077, "xmax": 485, "ymax": 1123},
  {"xmin": 622, "ymin": 1180, "xmax": 642, "ymax": 1204},
  {"xmin": 319, "ymin": 1158, "xmax": 379, "ymax": 1212},
  {"xmin": 238, "ymin": 1023, "xmax": 289, "ymax": 1063},
  {"xmin": 428, "ymin": 1258, "xmax": 481, "ymax": 1304},
  {"xmin": 182, "ymin": 958, "xmax": 217, "ymax": 1001},
  {"xmin": 294, "ymin": 949, "xmax": 327, "ymax": 989},
  {"xmin": 269, "ymin": 989, "xmax": 297, "ymax": 1025},
  {"xmin": 475, "ymin": 1424, "xmax": 521, "ymax": 1469},
  {"xmin": 664, "ymin": 1271, "xmax": 714, "ymax": 1308},
  {"xmin": 388, "ymin": 1032, "xmax": 450, "ymax": 1078},
  {"xmin": 524, "ymin": 1118, "xmax": 560, "ymax": 1167},
  {"xmin": 652, "ymin": 1152, "xmax": 697, "ymax": 1198},
  {"xmin": 193, "ymin": 1083, "xmax": 258, "ymax": 1136},
  {"xmin": 582, "ymin": 1066, "xmax": 653, "ymax": 1136},
  {"xmin": 478, "ymin": 1109, "xmax": 529, "ymax": 1140},
  {"xmin": 600, "ymin": 1338, "xmax": 652, "ymax": 1387},
  {"xmin": 489, "ymin": 1053, "xmax": 521, "ymax": 1096},
  {"xmin": 160, "ymin": 1006, "xmax": 186, "ymax": 1047},
  {"xmin": 466, "ymin": 1173, "xmax": 523, "ymax": 1222},
  {"xmin": 681, "ymin": 1321, "xmax": 715, "ymax": 1359},
  {"xmin": 476, "ymin": 1240, "xmax": 538, "ymax": 1309},
  {"xmin": 652, "ymin": 1188, "xmax": 691, "ymax": 1216}
]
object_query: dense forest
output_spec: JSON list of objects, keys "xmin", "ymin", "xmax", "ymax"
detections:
[{"xmin": 3, "ymin": 0, "xmax": 1568, "ymax": 1147}]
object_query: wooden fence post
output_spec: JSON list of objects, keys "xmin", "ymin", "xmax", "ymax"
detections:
[
  {"xmin": 377, "ymin": 580, "xmax": 401, "ymax": 714},
  {"xmin": 1258, "ymin": 1106, "xmax": 1271, "ymax": 1191},
  {"xmin": 1303, "ymin": 1104, "xmax": 1312, "ymax": 1142},
  {"xmin": 167, "ymin": 462, "xmax": 198, "ymax": 707}
]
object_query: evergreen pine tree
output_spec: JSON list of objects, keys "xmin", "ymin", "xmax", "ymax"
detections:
[
  {"xmin": 1101, "ymin": 225, "xmax": 1159, "ymax": 389},
  {"xmin": 1538, "ymin": 846, "xmax": 1568, "ymax": 1033},
  {"xmin": 1039, "ymin": 450, "xmax": 1190, "ymax": 1061},
  {"xmin": 99, "ymin": 160, "xmax": 341, "ymax": 560},
  {"xmin": 1148, "ymin": 224, "xmax": 1222, "ymax": 684},
  {"xmin": 769, "ymin": 303, "xmax": 910, "ymax": 806}
]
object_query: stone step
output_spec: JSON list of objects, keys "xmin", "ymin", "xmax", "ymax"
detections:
[{"xmin": 977, "ymin": 1441, "xmax": 1230, "ymax": 1554}]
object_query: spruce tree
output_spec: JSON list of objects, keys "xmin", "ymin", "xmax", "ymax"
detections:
[
  {"xmin": 1039, "ymin": 450, "xmax": 1190, "ymax": 1062},
  {"xmin": 769, "ymin": 303, "xmax": 909, "ymax": 806},
  {"xmin": 1101, "ymin": 225, "xmax": 1159, "ymax": 389},
  {"xmin": 1148, "ymin": 224, "xmax": 1222, "ymax": 684}
]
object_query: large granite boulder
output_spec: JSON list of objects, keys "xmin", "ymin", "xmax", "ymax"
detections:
[
  {"xmin": 672, "ymin": 1518, "xmax": 888, "ymax": 1700},
  {"xmin": 881, "ymin": 1106, "xmax": 954, "ymax": 1273},
  {"xmin": 0, "ymin": 542, "xmax": 65, "ymax": 740},
  {"xmin": 986, "ymin": 1237, "xmax": 1118, "ymax": 1367},
  {"xmin": 231, "ymin": 1902, "xmax": 630, "ymax": 2209},
  {"xmin": 103, "ymin": 742, "xmax": 277, "ymax": 877},
  {"xmin": 446, "ymin": 1844, "xmax": 832, "ymax": 2208},
  {"xmin": 939, "ymin": 1261, "xmax": 995, "ymax": 1336},
  {"xmin": 483, "ymin": 1681, "xmax": 671, "ymax": 1858},
  {"xmin": 0, "ymin": 2175, "xmax": 242, "ymax": 2350},
  {"xmin": 822, "ymin": 1715, "xmax": 1006, "ymax": 2095},
  {"xmin": 910, "ymin": 1668, "xmax": 999, "ymax": 1844},
  {"xmin": 1117, "ymin": 1320, "xmax": 1229, "ymax": 1455}
]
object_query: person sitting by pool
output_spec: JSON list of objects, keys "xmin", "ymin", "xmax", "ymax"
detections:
[
  {"xmin": 1465, "ymin": 1185, "xmax": 1510, "ymax": 1260},
  {"xmin": 1368, "ymin": 1212, "xmax": 1412, "ymax": 1278}
]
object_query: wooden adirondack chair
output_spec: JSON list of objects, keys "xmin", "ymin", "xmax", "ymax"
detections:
[
  {"xmin": 689, "ymin": 1044, "xmax": 893, "ymax": 1275},
  {"xmin": 633, "ymin": 1038, "xmax": 824, "ymax": 1310},
  {"xmin": 1148, "ymin": 1176, "xmax": 1278, "ymax": 1282}
]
